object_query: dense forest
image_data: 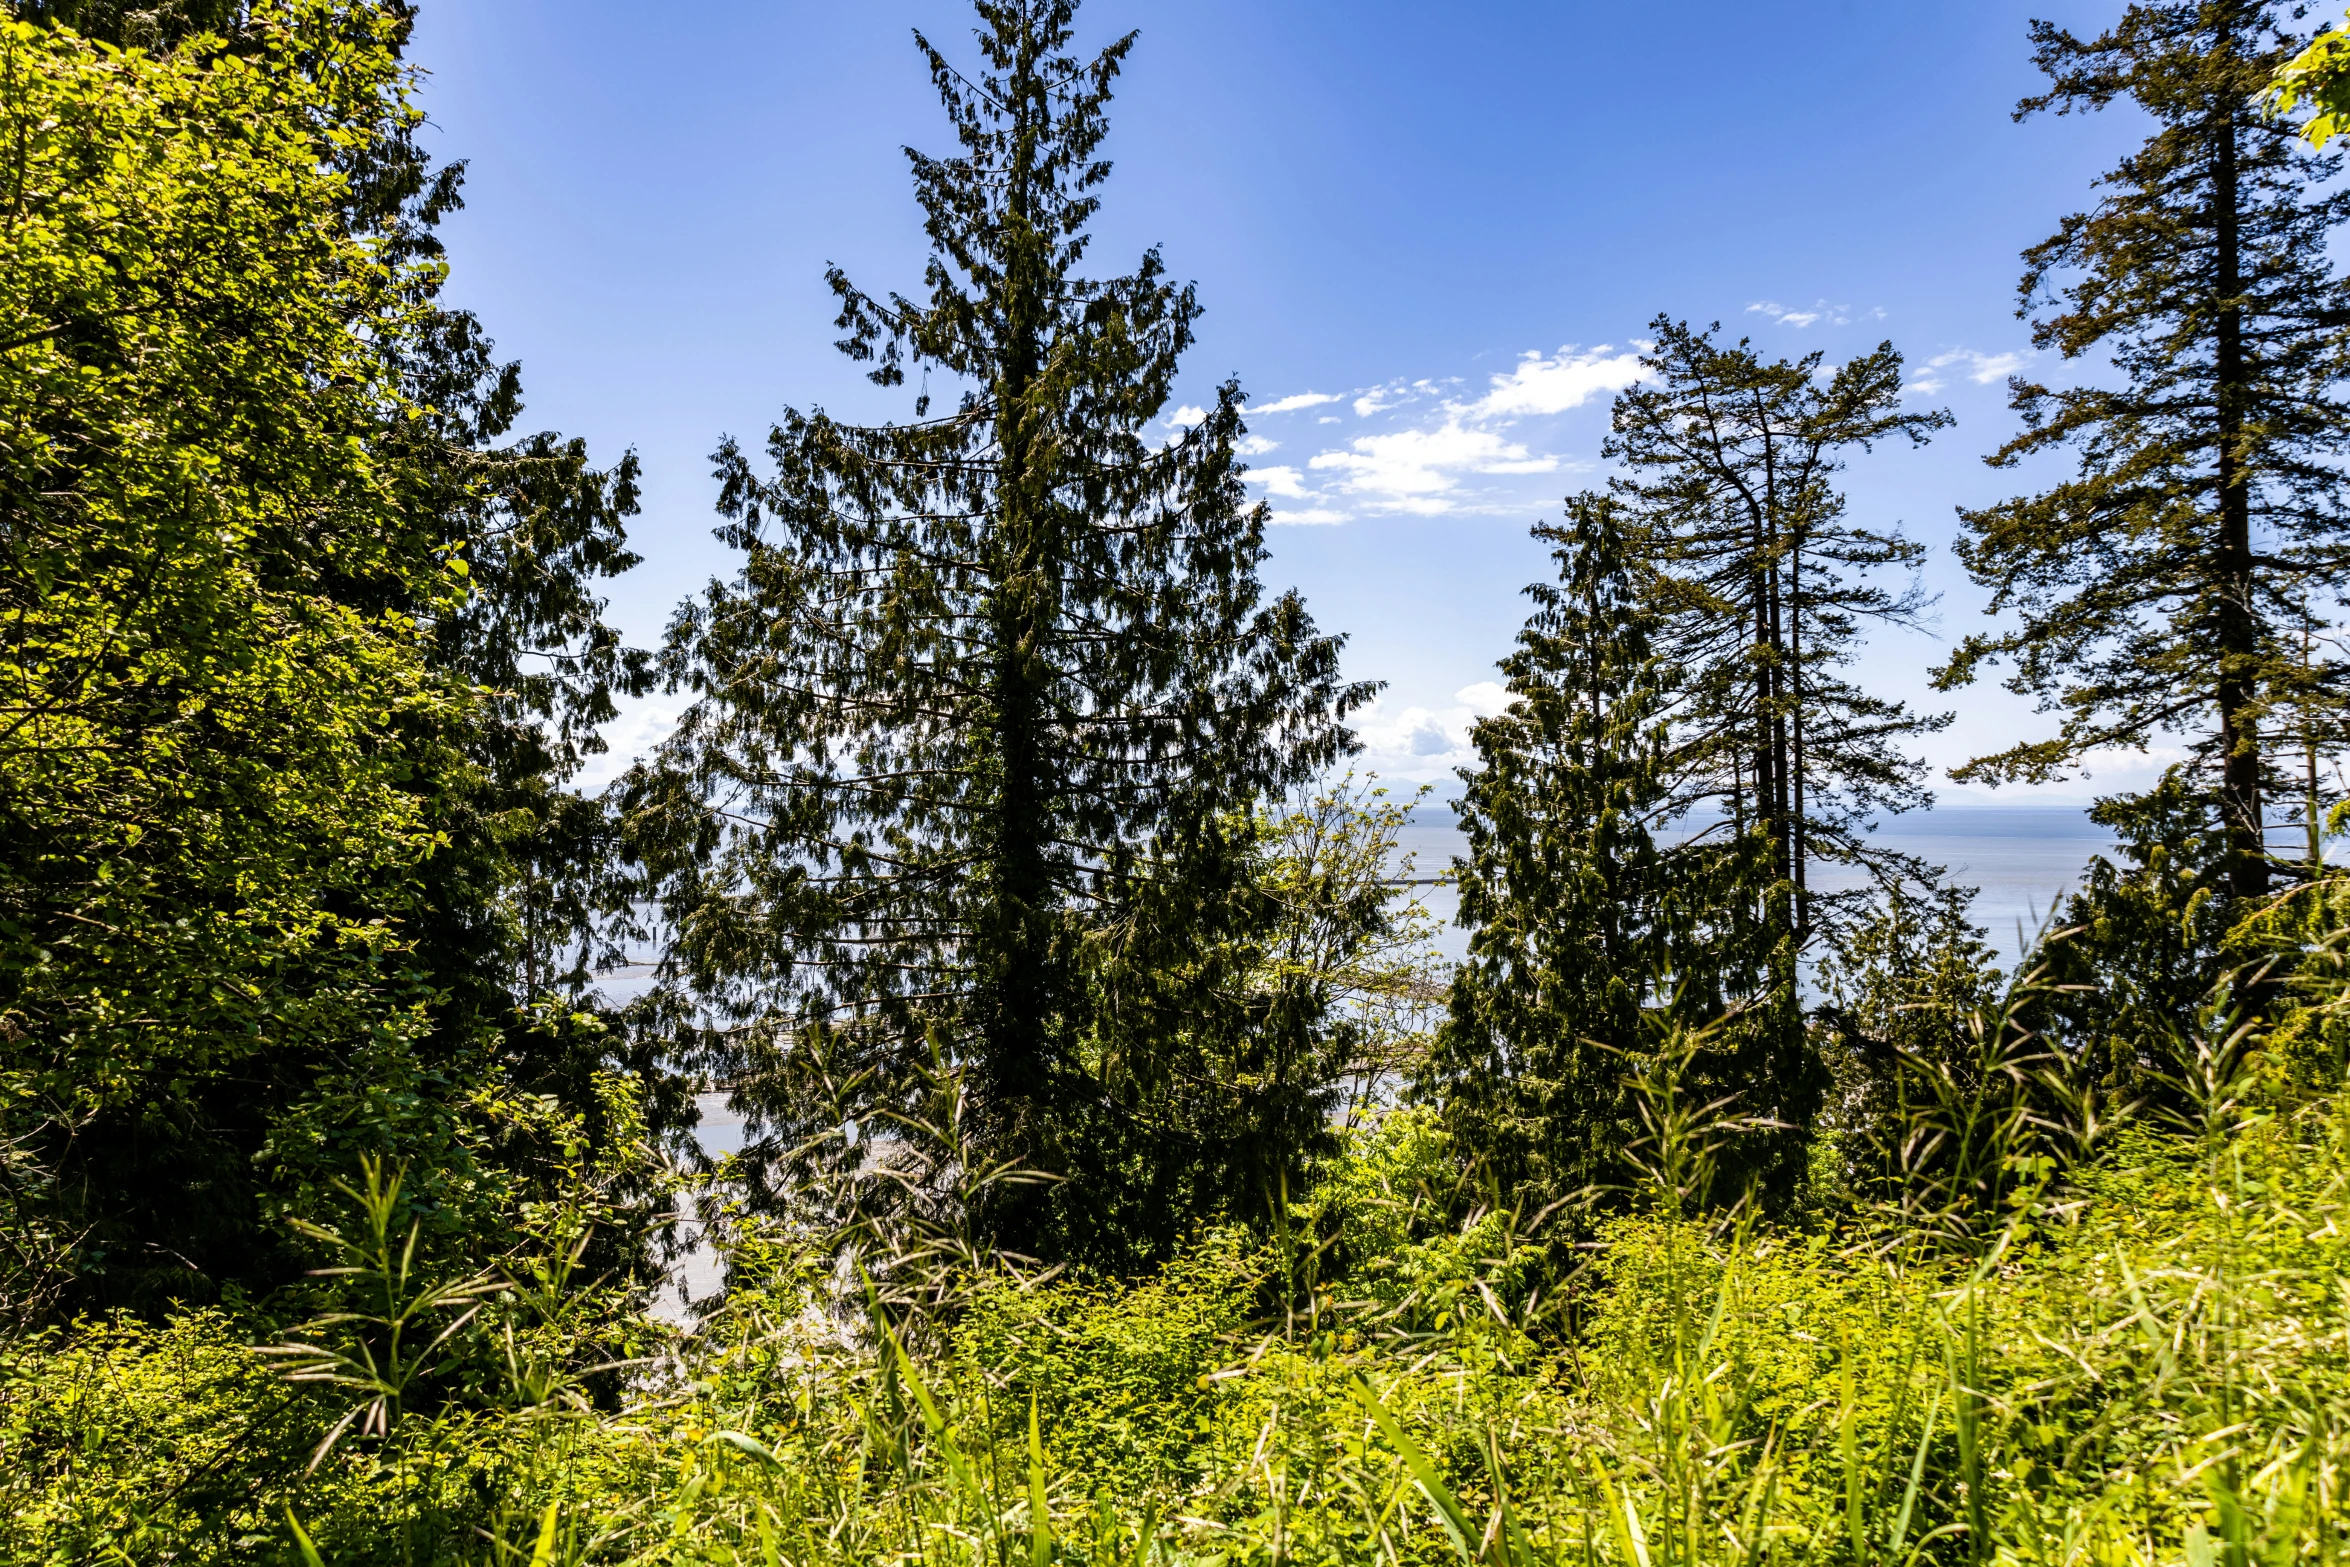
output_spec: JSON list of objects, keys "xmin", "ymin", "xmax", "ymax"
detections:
[{"xmin": 9, "ymin": 0, "xmax": 2350, "ymax": 1561}]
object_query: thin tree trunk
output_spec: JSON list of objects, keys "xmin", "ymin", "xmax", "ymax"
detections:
[
  {"xmin": 1765, "ymin": 550, "xmax": 1791, "ymax": 889},
  {"xmin": 1752, "ymin": 538, "xmax": 1775, "ymax": 882},
  {"xmin": 2306, "ymin": 616, "xmax": 2323, "ymax": 879},
  {"xmin": 1791, "ymin": 535, "xmax": 1808, "ymax": 942},
  {"xmin": 985, "ymin": 22, "xmax": 1058, "ymax": 1194},
  {"xmin": 2307, "ymin": 726, "xmax": 2322, "ymax": 879},
  {"xmin": 1753, "ymin": 411, "xmax": 1795, "ymax": 926},
  {"xmin": 2212, "ymin": 19, "xmax": 2266, "ymax": 900}
]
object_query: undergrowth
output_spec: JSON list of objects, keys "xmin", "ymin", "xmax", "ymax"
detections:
[{"xmin": 6, "ymin": 1008, "xmax": 2350, "ymax": 1567}]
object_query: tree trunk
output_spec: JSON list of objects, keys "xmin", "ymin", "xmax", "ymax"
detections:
[
  {"xmin": 2211, "ymin": 42, "xmax": 2267, "ymax": 901},
  {"xmin": 1790, "ymin": 537, "xmax": 1808, "ymax": 941},
  {"xmin": 1765, "ymin": 547, "xmax": 1791, "ymax": 890},
  {"xmin": 984, "ymin": 22, "xmax": 1058, "ymax": 1186},
  {"xmin": 1751, "ymin": 534, "xmax": 1776, "ymax": 889}
]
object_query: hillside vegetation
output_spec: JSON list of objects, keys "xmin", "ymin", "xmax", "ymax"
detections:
[{"xmin": 11, "ymin": 1, "xmax": 2350, "ymax": 1562}]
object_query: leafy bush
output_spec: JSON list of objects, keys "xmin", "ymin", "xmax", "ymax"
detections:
[{"xmin": 951, "ymin": 1229, "xmax": 1263, "ymax": 1497}]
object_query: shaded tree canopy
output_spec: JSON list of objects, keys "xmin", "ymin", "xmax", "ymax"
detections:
[
  {"xmin": 623, "ymin": 0, "xmax": 1368, "ymax": 1270},
  {"xmin": 0, "ymin": 0, "xmax": 667, "ymax": 1311}
]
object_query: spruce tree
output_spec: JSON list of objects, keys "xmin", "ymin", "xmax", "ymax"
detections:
[
  {"xmin": 1427, "ymin": 496, "xmax": 1829, "ymax": 1217},
  {"xmin": 1938, "ymin": 1, "xmax": 2350, "ymax": 904},
  {"xmin": 1422, "ymin": 498, "xmax": 1683, "ymax": 1213},
  {"xmin": 624, "ymin": 0, "xmax": 1364, "ymax": 1266},
  {"xmin": 1607, "ymin": 320, "xmax": 1953, "ymax": 949}
]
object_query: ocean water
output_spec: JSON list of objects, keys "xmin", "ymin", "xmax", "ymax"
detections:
[
  {"xmin": 1394, "ymin": 803, "xmax": 2120, "ymax": 970},
  {"xmin": 622, "ymin": 805, "xmax": 2125, "ymax": 1012}
]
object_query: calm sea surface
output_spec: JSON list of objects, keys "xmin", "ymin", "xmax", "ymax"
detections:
[
  {"xmin": 1394, "ymin": 803, "xmax": 2119, "ymax": 969},
  {"xmin": 639, "ymin": 804, "xmax": 2121, "ymax": 1027}
]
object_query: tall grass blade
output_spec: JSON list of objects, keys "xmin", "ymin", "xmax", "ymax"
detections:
[
  {"xmin": 286, "ymin": 1506, "xmax": 328, "ymax": 1567},
  {"xmin": 1360, "ymin": 1379, "xmax": 1480, "ymax": 1563}
]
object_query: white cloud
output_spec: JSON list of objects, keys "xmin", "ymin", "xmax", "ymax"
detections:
[
  {"xmin": 1472, "ymin": 346, "xmax": 1644, "ymax": 418},
  {"xmin": 1249, "ymin": 460, "xmax": 1348, "ymax": 521},
  {"xmin": 1236, "ymin": 434, "xmax": 1280, "ymax": 456},
  {"xmin": 573, "ymin": 699, "xmax": 681, "ymax": 794},
  {"xmin": 1238, "ymin": 334, "xmax": 1646, "ymax": 528},
  {"xmin": 1927, "ymin": 348, "xmax": 2027, "ymax": 385},
  {"xmin": 1167, "ymin": 404, "xmax": 1209, "ymax": 426},
  {"xmin": 1455, "ymin": 680, "xmax": 1511, "ymax": 716},
  {"xmin": 1358, "ymin": 701, "xmax": 1469, "ymax": 762},
  {"xmin": 1350, "ymin": 696, "xmax": 1487, "ymax": 779},
  {"xmin": 1748, "ymin": 298, "xmax": 1851, "ymax": 329},
  {"xmin": 1309, "ymin": 420, "xmax": 1557, "ymax": 514},
  {"xmin": 1247, "ymin": 391, "xmax": 1342, "ymax": 415}
]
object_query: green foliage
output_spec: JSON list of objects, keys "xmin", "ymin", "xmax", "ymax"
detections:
[
  {"xmin": 2028, "ymin": 771, "xmax": 2238, "ymax": 1110},
  {"xmin": 19, "ymin": 1042, "xmax": 2350, "ymax": 1567},
  {"xmin": 1938, "ymin": 1, "xmax": 2350, "ymax": 904},
  {"xmin": 23, "ymin": 5, "xmax": 2350, "ymax": 1567},
  {"xmin": 1608, "ymin": 320, "xmax": 1951, "ymax": 950},
  {"xmin": 11, "ymin": 0, "xmax": 247, "ymax": 47},
  {"xmin": 1066, "ymin": 781, "xmax": 1445, "ymax": 1264},
  {"xmin": 621, "ymin": 0, "xmax": 1368, "ymax": 1270},
  {"xmin": 1813, "ymin": 884, "xmax": 2010, "ymax": 1197},
  {"xmin": 0, "ymin": 1070, "xmax": 675, "ymax": 1564},
  {"xmin": 0, "ymin": 0, "xmax": 481, "ymax": 1307},
  {"xmin": 1428, "ymin": 488, "xmax": 1843, "ymax": 1222},
  {"xmin": 2270, "ymin": 9, "xmax": 2350, "ymax": 146},
  {"xmin": 0, "ymin": 0, "xmax": 674, "ymax": 1312},
  {"xmin": 1289, "ymin": 1105, "xmax": 1464, "ymax": 1292},
  {"xmin": 1, "ymin": 1310, "xmax": 315, "ymax": 1561},
  {"xmin": 949, "ymin": 1229, "xmax": 1263, "ymax": 1498},
  {"xmin": 1426, "ymin": 498, "xmax": 1680, "ymax": 1219}
]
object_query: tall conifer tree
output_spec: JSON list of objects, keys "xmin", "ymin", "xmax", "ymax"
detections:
[
  {"xmin": 1426, "ymin": 497, "xmax": 1829, "ymax": 1216},
  {"xmin": 1423, "ymin": 499, "xmax": 1683, "ymax": 1212},
  {"xmin": 1432, "ymin": 326, "xmax": 1943, "ymax": 1215},
  {"xmin": 1607, "ymin": 320, "xmax": 1951, "ymax": 947},
  {"xmin": 1938, "ymin": 1, "xmax": 2350, "ymax": 903},
  {"xmin": 625, "ymin": 0, "xmax": 1364, "ymax": 1265}
]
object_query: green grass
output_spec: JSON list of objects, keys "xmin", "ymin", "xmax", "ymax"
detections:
[{"xmin": 8, "ymin": 1046, "xmax": 2350, "ymax": 1567}]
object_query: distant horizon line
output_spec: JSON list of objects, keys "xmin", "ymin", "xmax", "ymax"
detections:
[{"xmin": 1400, "ymin": 796, "xmax": 2118, "ymax": 823}]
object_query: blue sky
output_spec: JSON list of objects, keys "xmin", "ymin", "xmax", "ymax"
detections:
[{"xmin": 409, "ymin": 0, "xmax": 2170, "ymax": 803}]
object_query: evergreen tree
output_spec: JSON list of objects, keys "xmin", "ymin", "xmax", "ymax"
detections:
[
  {"xmin": 623, "ymin": 0, "xmax": 1365, "ymax": 1267},
  {"xmin": 1938, "ymin": 1, "xmax": 2350, "ymax": 904},
  {"xmin": 1424, "ymin": 497, "xmax": 1824, "ymax": 1216},
  {"xmin": 1421, "ymin": 499, "xmax": 1683, "ymax": 1214},
  {"xmin": 1607, "ymin": 320, "xmax": 1953, "ymax": 949}
]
